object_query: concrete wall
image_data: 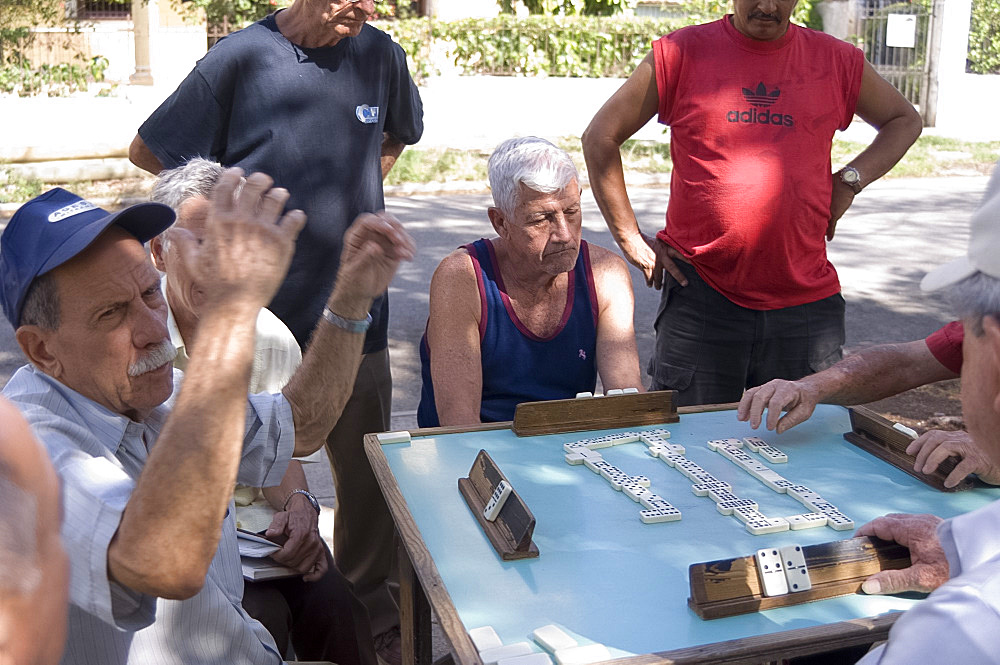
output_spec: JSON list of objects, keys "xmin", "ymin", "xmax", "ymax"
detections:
[
  {"xmin": 929, "ymin": 0, "xmax": 1000, "ymax": 137},
  {"xmin": 148, "ymin": 25, "xmax": 208, "ymax": 89},
  {"xmin": 21, "ymin": 24, "xmax": 134, "ymax": 82},
  {"xmin": 815, "ymin": 0, "xmax": 859, "ymax": 41}
]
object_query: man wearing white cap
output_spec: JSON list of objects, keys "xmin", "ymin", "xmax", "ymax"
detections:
[{"xmin": 852, "ymin": 168, "xmax": 1000, "ymax": 663}]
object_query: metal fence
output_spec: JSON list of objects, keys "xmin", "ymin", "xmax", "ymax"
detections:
[
  {"xmin": 77, "ymin": 0, "xmax": 130, "ymax": 20},
  {"xmin": 853, "ymin": 1, "xmax": 933, "ymax": 110}
]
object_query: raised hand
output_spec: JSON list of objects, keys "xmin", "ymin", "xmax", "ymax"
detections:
[
  {"xmin": 333, "ymin": 211, "xmax": 415, "ymax": 307},
  {"xmin": 201, "ymin": 168, "xmax": 306, "ymax": 311}
]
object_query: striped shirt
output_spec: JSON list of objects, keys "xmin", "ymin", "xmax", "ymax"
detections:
[{"xmin": 3, "ymin": 364, "xmax": 293, "ymax": 665}]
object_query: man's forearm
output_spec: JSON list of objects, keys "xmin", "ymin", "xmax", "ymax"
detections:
[
  {"xmin": 128, "ymin": 134, "xmax": 165, "ymax": 175},
  {"xmin": 848, "ymin": 113, "xmax": 922, "ymax": 190},
  {"xmin": 802, "ymin": 341, "xmax": 956, "ymax": 406},
  {"xmin": 282, "ymin": 288, "xmax": 371, "ymax": 455},
  {"xmin": 582, "ymin": 133, "xmax": 642, "ymax": 249},
  {"xmin": 381, "ymin": 135, "xmax": 406, "ymax": 180},
  {"xmin": 262, "ymin": 460, "xmax": 309, "ymax": 512},
  {"xmin": 110, "ymin": 305, "xmax": 260, "ymax": 598}
]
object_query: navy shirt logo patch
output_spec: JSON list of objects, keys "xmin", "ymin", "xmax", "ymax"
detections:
[{"xmin": 356, "ymin": 104, "xmax": 380, "ymax": 124}]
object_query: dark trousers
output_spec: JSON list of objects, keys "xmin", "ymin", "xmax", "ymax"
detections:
[
  {"xmin": 324, "ymin": 348, "xmax": 400, "ymax": 636},
  {"xmin": 242, "ymin": 544, "xmax": 377, "ymax": 665},
  {"xmin": 648, "ymin": 261, "xmax": 845, "ymax": 407}
]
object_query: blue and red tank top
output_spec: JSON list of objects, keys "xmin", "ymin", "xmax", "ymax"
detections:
[{"xmin": 417, "ymin": 238, "xmax": 599, "ymax": 427}]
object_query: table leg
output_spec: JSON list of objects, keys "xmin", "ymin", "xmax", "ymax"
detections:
[{"xmin": 400, "ymin": 547, "xmax": 433, "ymax": 665}]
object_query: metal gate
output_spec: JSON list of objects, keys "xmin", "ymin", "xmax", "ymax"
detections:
[{"xmin": 854, "ymin": 0, "xmax": 934, "ymax": 115}]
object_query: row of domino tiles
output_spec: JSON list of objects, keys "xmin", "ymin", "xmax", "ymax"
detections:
[{"xmin": 564, "ymin": 431, "xmax": 853, "ymax": 534}]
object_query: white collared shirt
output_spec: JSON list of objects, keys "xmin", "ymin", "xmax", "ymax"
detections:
[{"xmin": 857, "ymin": 499, "xmax": 1000, "ymax": 664}]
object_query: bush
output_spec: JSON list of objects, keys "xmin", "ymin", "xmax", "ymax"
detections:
[
  {"xmin": 968, "ymin": 0, "xmax": 1000, "ymax": 74},
  {"xmin": 373, "ymin": 2, "xmax": 821, "ymax": 81},
  {"xmin": 435, "ymin": 15, "xmax": 685, "ymax": 77},
  {"xmin": 0, "ymin": 56, "xmax": 109, "ymax": 97},
  {"xmin": 375, "ymin": 15, "xmax": 691, "ymax": 80}
]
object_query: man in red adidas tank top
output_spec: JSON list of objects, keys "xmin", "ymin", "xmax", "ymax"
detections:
[
  {"xmin": 418, "ymin": 137, "xmax": 642, "ymax": 427},
  {"xmin": 582, "ymin": 0, "xmax": 922, "ymax": 407}
]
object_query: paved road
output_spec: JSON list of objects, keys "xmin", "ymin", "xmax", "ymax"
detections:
[
  {"xmin": 0, "ymin": 175, "xmax": 987, "ymax": 416},
  {"xmin": 381, "ymin": 175, "xmax": 985, "ymax": 415}
]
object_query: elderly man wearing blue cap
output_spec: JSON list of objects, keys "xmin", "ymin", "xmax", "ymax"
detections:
[
  {"xmin": 0, "ymin": 170, "xmax": 415, "ymax": 665},
  {"xmin": 846, "ymin": 167, "xmax": 1000, "ymax": 664}
]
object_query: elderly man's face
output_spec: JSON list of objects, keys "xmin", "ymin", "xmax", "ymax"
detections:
[
  {"xmin": 501, "ymin": 180, "xmax": 583, "ymax": 277},
  {"xmin": 320, "ymin": 0, "xmax": 375, "ymax": 39},
  {"xmin": 960, "ymin": 315, "xmax": 1000, "ymax": 465},
  {"xmin": 151, "ymin": 195, "xmax": 210, "ymax": 321},
  {"xmin": 40, "ymin": 227, "xmax": 174, "ymax": 421},
  {"xmin": 731, "ymin": 0, "xmax": 798, "ymax": 41}
]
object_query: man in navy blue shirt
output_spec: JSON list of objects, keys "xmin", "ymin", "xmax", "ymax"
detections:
[{"xmin": 129, "ymin": 2, "xmax": 423, "ymax": 660}]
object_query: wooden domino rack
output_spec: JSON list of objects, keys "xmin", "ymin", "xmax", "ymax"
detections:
[
  {"xmin": 843, "ymin": 406, "xmax": 975, "ymax": 492},
  {"xmin": 512, "ymin": 390, "xmax": 679, "ymax": 436},
  {"xmin": 688, "ymin": 536, "xmax": 912, "ymax": 619},
  {"xmin": 458, "ymin": 449, "xmax": 539, "ymax": 561}
]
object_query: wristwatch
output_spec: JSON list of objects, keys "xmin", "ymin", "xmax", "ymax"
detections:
[
  {"xmin": 322, "ymin": 306, "xmax": 372, "ymax": 334},
  {"xmin": 837, "ymin": 166, "xmax": 863, "ymax": 194},
  {"xmin": 283, "ymin": 488, "xmax": 321, "ymax": 514}
]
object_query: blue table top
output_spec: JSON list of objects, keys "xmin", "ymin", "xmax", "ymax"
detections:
[{"xmin": 379, "ymin": 405, "xmax": 999, "ymax": 657}]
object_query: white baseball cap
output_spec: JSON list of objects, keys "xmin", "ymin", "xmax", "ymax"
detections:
[{"xmin": 922, "ymin": 164, "xmax": 1000, "ymax": 292}]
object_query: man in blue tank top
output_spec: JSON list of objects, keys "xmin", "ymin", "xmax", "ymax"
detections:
[{"xmin": 418, "ymin": 137, "xmax": 642, "ymax": 427}]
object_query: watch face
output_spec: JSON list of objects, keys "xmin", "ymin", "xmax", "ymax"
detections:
[{"xmin": 842, "ymin": 168, "xmax": 859, "ymax": 184}]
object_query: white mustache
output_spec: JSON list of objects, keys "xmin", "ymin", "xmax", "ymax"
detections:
[{"xmin": 128, "ymin": 339, "xmax": 177, "ymax": 377}]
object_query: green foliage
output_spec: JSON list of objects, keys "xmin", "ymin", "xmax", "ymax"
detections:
[
  {"xmin": 497, "ymin": 0, "xmax": 817, "ymax": 26},
  {"xmin": 0, "ymin": 167, "xmax": 45, "ymax": 203},
  {"xmin": 432, "ymin": 15, "xmax": 687, "ymax": 77},
  {"xmin": 968, "ymin": 0, "xmax": 1000, "ymax": 74},
  {"xmin": 371, "ymin": 18, "xmax": 436, "ymax": 80},
  {"xmin": 0, "ymin": 0, "xmax": 63, "ymax": 63},
  {"xmin": 185, "ymin": 0, "xmax": 415, "ymax": 32},
  {"xmin": 0, "ymin": 56, "xmax": 110, "ymax": 97},
  {"xmin": 501, "ymin": 0, "xmax": 632, "ymax": 16},
  {"xmin": 384, "ymin": 147, "xmax": 489, "ymax": 185},
  {"xmin": 374, "ymin": 1, "xmax": 419, "ymax": 19},
  {"xmin": 376, "ymin": 2, "xmax": 823, "ymax": 81},
  {"xmin": 668, "ymin": 1, "xmax": 819, "ymax": 30},
  {"xmin": 181, "ymin": 0, "xmax": 280, "ymax": 30}
]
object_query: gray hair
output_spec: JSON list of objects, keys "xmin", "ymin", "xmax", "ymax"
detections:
[
  {"xmin": 488, "ymin": 137, "xmax": 579, "ymax": 217},
  {"xmin": 150, "ymin": 158, "xmax": 224, "ymax": 252},
  {"xmin": 150, "ymin": 158, "xmax": 225, "ymax": 210},
  {"xmin": 0, "ymin": 461, "xmax": 41, "ymax": 594},
  {"xmin": 947, "ymin": 271, "xmax": 1000, "ymax": 336},
  {"xmin": 19, "ymin": 272, "xmax": 60, "ymax": 331}
]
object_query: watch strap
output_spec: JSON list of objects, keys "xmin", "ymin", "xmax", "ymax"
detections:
[
  {"xmin": 321, "ymin": 306, "xmax": 372, "ymax": 334},
  {"xmin": 283, "ymin": 488, "xmax": 321, "ymax": 514}
]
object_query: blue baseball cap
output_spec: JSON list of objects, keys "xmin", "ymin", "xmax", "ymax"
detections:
[{"xmin": 0, "ymin": 188, "xmax": 176, "ymax": 328}]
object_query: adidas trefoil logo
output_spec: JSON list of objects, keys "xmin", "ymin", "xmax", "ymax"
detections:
[
  {"xmin": 726, "ymin": 81, "xmax": 794, "ymax": 127},
  {"xmin": 742, "ymin": 82, "xmax": 780, "ymax": 107}
]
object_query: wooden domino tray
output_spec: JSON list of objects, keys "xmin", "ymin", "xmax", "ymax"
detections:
[{"xmin": 366, "ymin": 402, "xmax": 1000, "ymax": 665}]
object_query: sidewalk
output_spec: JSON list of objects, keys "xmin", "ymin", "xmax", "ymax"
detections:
[{"xmin": 4, "ymin": 75, "xmax": 998, "ymax": 184}]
